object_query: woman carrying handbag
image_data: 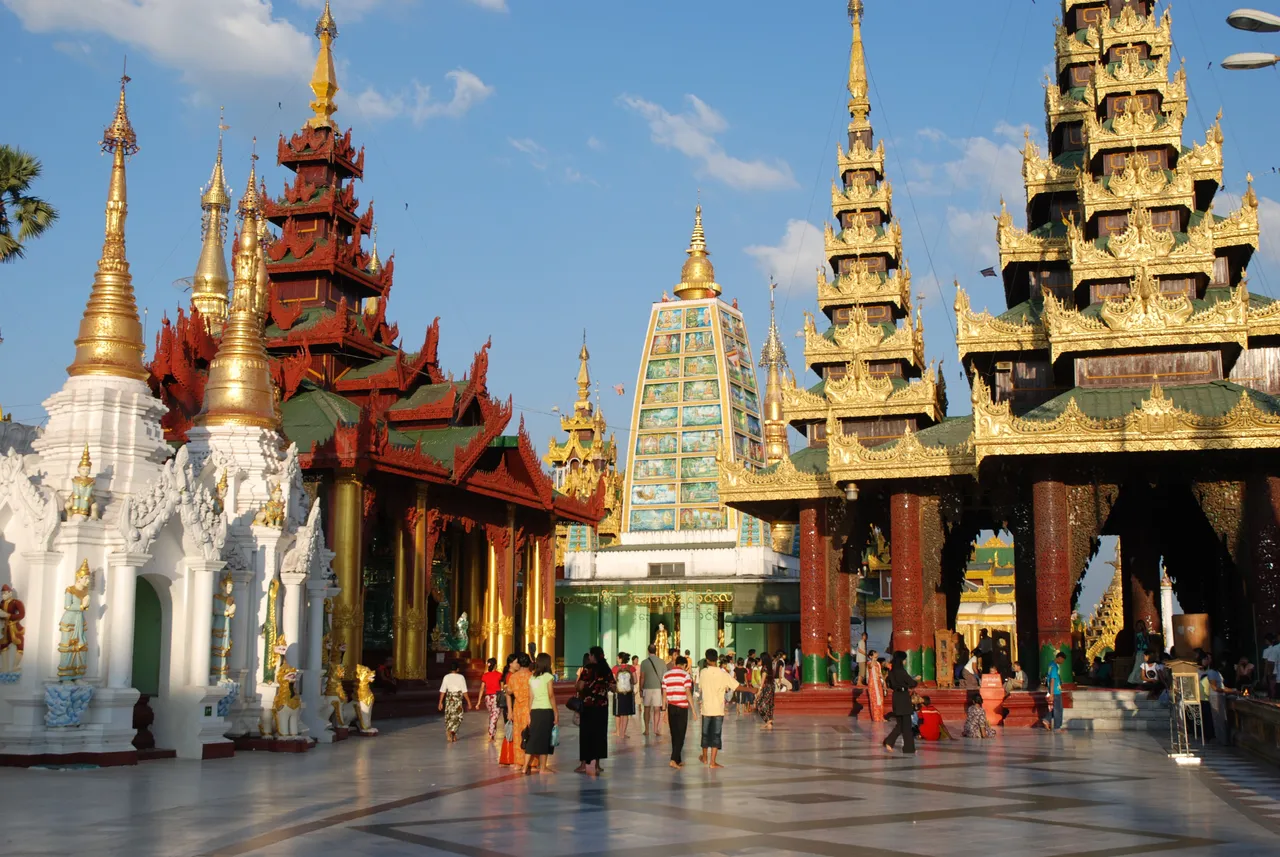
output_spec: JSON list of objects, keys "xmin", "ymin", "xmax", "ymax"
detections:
[{"xmin": 574, "ymin": 646, "xmax": 616, "ymax": 775}]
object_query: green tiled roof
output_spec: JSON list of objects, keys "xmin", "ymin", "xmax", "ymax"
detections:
[
  {"xmin": 790, "ymin": 445, "xmax": 829, "ymax": 474},
  {"xmin": 264, "ymin": 305, "xmax": 371, "ymax": 339},
  {"xmin": 396, "ymin": 425, "xmax": 484, "ymax": 467},
  {"xmin": 911, "ymin": 416, "xmax": 974, "ymax": 448},
  {"xmin": 280, "ymin": 385, "xmax": 361, "ymax": 449},
  {"xmin": 387, "ymin": 382, "xmax": 462, "ymax": 411},
  {"xmin": 997, "ymin": 300, "xmax": 1041, "ymax": 325},
  {"xmin": 1020, "ymin": 381, "xmax": 1280, "ymax": 423},
  {"xmin": 1054, "ymin": 151, "xmax": 1084, "ymax": 169},
  {"xmin": 342, "ymin": 354, "xmax": 398, "ymax": 380}
]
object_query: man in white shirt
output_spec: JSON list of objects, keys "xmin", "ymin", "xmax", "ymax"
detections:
[
  {"xmin": 855, "ymin": 633, "xmax": 868, "ymax": 686},
  {"xmin": 697, "ymin": 648, "xmax": 751, "ymax": 768}
]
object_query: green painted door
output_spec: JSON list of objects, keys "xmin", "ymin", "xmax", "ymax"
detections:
[
  {"xmin": 132, "ymin": 577, "xmax": 162, "ymax": 697},
  {"xmin": 564, "ymin": 602, "xmax": 598, "ymax": 672}
]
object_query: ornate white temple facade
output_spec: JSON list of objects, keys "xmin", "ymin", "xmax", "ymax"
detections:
[{"xmin": 0, "ymin": 76, "xmax": 337, "ymax": 765}]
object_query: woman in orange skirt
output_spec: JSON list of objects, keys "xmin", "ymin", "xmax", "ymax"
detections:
[
  {"xmin": 498, "ymin": 653, "xmax": 519, "ymax": 765},
  {"xmin": 506, "ymin": 653, "xmax": 534, "ymax": 771}
]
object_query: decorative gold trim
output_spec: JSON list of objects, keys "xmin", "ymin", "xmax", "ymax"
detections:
[
  {"xmin": 780, "ymin": 361, "xmax": 942, "ymax": 423},
  {"xmin": 831, "ymin": 177, "xmax": 892, "ymax": 219},
  {"xmin": 1098, "ymin": 5, "xmax": 1172, "ymax": 60},
  {"xmin": 1249, "ymin": 284, "xmax": 1280, "ymax": 339},
  {"xmin": 717, "ymin": 444, "xmax": 838, "ymax": 505},
  {"xmin": 826, "ymin": 415, "xmax": 976, "ymax": 482},
  {"xmin": 1066, "ymin": 204, "xmax": 1215, "ymax": 286},
  {"xmin": 971, "ymin": 375, "xmax": 1280, "ymax": 464},
  {"xmin": 1041, "ymin": 270, "xmax": 1249, "ymax": 360},
  {"xmin": 803, "ymin": 309, "xmax": 923, "ymax": 370},
  {"xmin": 836, "ymin": 137, "xmax": 884, "ymax": 177},
  {"xmin": 824, "ymin": 218, "xmax": 901, "ymax": 263},
  {"xmin": 1054, "ymin": 20, "xmax": 1100, "ymax": 74},
  {"xmin": 955, "ymin": 287, "xmax": 1047, "ymax": 361},
  {"xmin": 1023, "ymin": 134, "xmax": 1079, "ymax": 202},
  {"xmin": 996, "ymin": 199, "xmax": 1069, "ymax": 267},
  {"xmin": 1078, "ymin": 154, "xmax": 1194, "ymax": 221},
  {"xmin": 816, "ymin": 260, "xmax": 910, "ymax": 311}
]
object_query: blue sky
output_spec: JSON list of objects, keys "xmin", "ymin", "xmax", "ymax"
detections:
[{"xmin": 3, "ymin": 0, "xmax": 1273, "ymax": 612}]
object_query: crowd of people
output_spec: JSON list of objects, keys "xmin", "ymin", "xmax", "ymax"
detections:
[{"xmin": 428, "ymin": 626, "xmax": 1280, "ymax": 767}]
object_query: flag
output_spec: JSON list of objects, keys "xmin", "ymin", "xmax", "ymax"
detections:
[
  {"xmin": 979, "ymin": 267, "xmax": 997, "ymax": 278},
  {"xmin": 613, "ymin": 384, "xmax": 625, "ymax": 396}
]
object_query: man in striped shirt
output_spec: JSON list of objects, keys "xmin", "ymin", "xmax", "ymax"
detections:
[{"xmin": 662, "ymin": 656, "xmax": 693, "ymax": 769}]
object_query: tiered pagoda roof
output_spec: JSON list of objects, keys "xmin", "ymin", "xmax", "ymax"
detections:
[
  {"xmin": 959, "ymin": 0, "xmax": 1280, "ymax": 463},
  {"xmin": 545, "ymin": 338, "xmax": 624, "ymax": 551},
  {"xmin": 721, "ymin": 1, "xmax": 967, "ymax": 514},
  {"xmin": 148, "ymin": 1, "xmax": 604, "ymax": 525}
]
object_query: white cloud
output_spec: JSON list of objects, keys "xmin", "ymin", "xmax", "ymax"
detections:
[
  {"xmin": 350, "ymin": 69, "xmax": 493, "ymax": 125},
  {"xmin": 619, "ymin": 93, "xmax": 796, "ymax": 191},
  {"xmin": 467, "ymin": 0, "xmax": 508, "ymax": 10},
  {"xmin": 509, "ymin": 137, "xmax": 548, "ymax": 169},
  {"xmin": 992, "ymin": 121, "xmax": 1029, "ymax": 144},
  {"xmin": 586, "ymin": 135, "xmax": 604, "ymax": 151},
  {"xmin": 3, "ymin": 0, "xmax": 313, "ymax": 85},
  {"xmin": 744, "ymin": 220, "xmax": 826, "ymax": 294},
  {"xmin": 909, "ymin": 123, "xmax": 1025, "ymax": 207}
]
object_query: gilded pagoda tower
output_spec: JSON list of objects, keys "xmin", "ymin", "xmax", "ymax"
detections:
[
  {"xmin": 722, "ymin": 1, "xmax": 968, "ymax": 686},
  {"xmin": 956, "ymin": 0, "xmax": 1280, "ymax": 674},
  {"xmin": 545, "ymin": 337, "xmax": 623, "ymax": 561}
]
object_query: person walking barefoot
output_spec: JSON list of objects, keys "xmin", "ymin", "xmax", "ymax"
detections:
[
  {"xmin": 474, "ymin": 658, "xmax": 502, "ymax": 743},
  {"xmin": 524, "ymin": 653, "xmax": 558, "ymax": 775},
  {"xmin": 696, "ymin": 648, "xmax": 752, "ymax": 769},
  {"xmin": 438, "ymin": 660, "xmax": 471, "ymax": 743},
  {"xmin": 662, "ymin": 655, "xmax": 693, "ymax": 769}
]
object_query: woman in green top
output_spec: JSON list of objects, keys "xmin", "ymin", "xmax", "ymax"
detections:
[{"xmin": 523, "ymin": 653, "xmax": 558, "ymax": 774}]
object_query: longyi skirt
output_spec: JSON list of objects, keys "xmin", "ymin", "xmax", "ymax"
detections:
[{"xmin": 525, "ymin": 709, "xmax": 554, "ymax": 755}]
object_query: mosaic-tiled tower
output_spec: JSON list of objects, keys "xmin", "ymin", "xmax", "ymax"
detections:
[{"xmin": 621, "ymin": 206, "xmax": 766, "ymax": 537}]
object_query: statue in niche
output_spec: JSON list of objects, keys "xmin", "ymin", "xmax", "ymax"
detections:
[
  {"xmin": 210, "ymin": 572, "xmax": 235, "ymax": 681},
  {"xmin": 453, "ymin": 612, "xmax": 470, "ymax": 652},
  {"xmin": 0, "ymin": 584, "xmax": 26, "ymax": 676},
  {"xmin": 212, "ymin": 470, "xmax": 228, "ymax": 517},
  {"xmin": 65, "ymin": 445, "xmax": 99, "ymax": 520},
  {"xmin": 253, "ymin": 482, "xmax": 285, "ymax": 528},
  {"xmin": 653, "ymin": 622, "xmax": 669, "ymax": 656},
  {"xmin": 57, "ymin": 561, "xmax": 92, "ymax": 681}
]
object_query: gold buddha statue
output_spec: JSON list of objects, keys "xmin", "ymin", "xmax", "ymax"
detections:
[{"xmin": 253, "ymin": 482, "xmax": 285, "ymax": 528}]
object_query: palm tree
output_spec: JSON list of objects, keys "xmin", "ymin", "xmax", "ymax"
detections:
[{"xmin": 0, "ymin": 146, "xmax": 58, "ymax": 262}]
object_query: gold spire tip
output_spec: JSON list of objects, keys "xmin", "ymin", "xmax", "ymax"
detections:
[
  {"xmin": 307, "ymin": 0, "xmax": 340, "ymax": 129},
  {"xmin": 102, "ymin": 66, "xmax": 138, "ymax": 156}
]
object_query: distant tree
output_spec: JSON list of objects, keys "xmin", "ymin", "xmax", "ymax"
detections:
[{"xmin": 0, "ymin": 146, "xmax": 58, "ymax": 262}]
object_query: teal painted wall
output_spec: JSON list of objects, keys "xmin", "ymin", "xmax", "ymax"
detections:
[
  {"xmin": 733, "ymin": 622, "xmax": 766, "ymax": 658},
  {"xmin": 132, "ymin": 578, "xmax": 162, "ymax": 697},
  {"xmin": 564, "ymin": 603, "xmax": 598, "ymax": 673}
]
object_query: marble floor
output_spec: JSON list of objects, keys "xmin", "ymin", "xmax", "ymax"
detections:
[{"xmin": 5, "ymin": 712, "xmax": 1280, "ymax": 857}]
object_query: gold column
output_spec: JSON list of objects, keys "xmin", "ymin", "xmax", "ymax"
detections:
[
  {"xmin": 392, "ymin": 508, "xmax": 409, "ymax": 677},
  {"xmin": 540, "ymin": 522, "xmax": 557, "ymax": 657},
  {"xmin": 524, "ymin": 541, "xmax": 540, "ymax": 654},
  {"xmin": 484, "ymin": 542, "xmax": 500, "ymax": 662},
  {"xmin": 332, "ymin": 471, "xmax": 364, "ymax": 673},
  {"xmin": 500, "ymin": 505, "xmax": 517, "ymax": 662},
  {"xmin": 409, "ymin": 488, "xmax": 428, "ymax": 679}
]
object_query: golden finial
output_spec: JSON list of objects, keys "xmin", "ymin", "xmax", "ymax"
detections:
[
  {"xmin": 68, "ymin": 68, "xmax": 148, "ymax": 381},
  {"xmin": 195, "ymin": 152, "xmax": 278, "ymax": 430},
  {"xmin": 239, "ymin": 138, "xmax": 260, "ymax": 219},
  {"xmin": 193, "ymin": 108, "xmax": 232, "ymax": 328},
  {"xmin": 847, "ymin": 0, "xmax": 871, "ymax": 125},
  {"xmin": 674, "ymin": 203, "xmax": 720, "ymax": 300},
  {"xmin": 1245, "ymin": 172, "xmax": 1257, "ymax": 207},
  {"xmin": 368, "ymin": 224, "xmax": 381, "ymax": 274},
  {"xmin": 254, "ymin": 176, "xmax": 272, "ymax": 321},
  {"xmin": 760, "ymin": 277, "xmax": 791, "ymax": 466},
  {"xmin": 575, "ymin": 330, "xmax": 591, "ymax": 414},
  {"xmin": 78, "ymin": 444, "xmax": 92, "ymax": 469},
  {"xmin": 307, "ymin": 0, "xmax": 340, "ymax": 129}
]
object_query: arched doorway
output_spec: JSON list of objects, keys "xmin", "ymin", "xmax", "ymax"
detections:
[{"xmin": 131, "ymin": 577, "xmax": 163, "ymax": 754}]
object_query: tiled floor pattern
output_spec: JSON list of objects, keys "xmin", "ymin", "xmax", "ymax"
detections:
[
  {"xmin": 1198, "ymin": 747, "xmax": 1280, "ymax": 832},
  {"xmin": 3, "ymin": 713, "xmax": 1278, "ymax": 856}
]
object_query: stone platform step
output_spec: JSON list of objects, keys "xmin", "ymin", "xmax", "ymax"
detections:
[
  {"xmin": 775, "ymin": 687, "xmax": 1065, "ymax": 728},
  {"xmin": 1062, "ymin": 689, "xmax": 1169, "ymax": 732}
]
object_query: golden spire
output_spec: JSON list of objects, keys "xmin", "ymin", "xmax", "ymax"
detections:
[
  {"xmin": 195, "ymin": 152, "xmax": 278, "ymax": 430},
  {"xmin": 192, "ymin": 108, "xmax": 232, "ymax": 329},
  {"xmin": 306, "ymin": 0, "xmax": 340, "ymax": 129},
  {"xmin": 68, "ymin": 70, "xmax": 148, "ymax": 381},
  {"xmin": 673, "ymin": 203, "xmax": 721, "ymax": 300},
  {"xmin": 574, "ymin": 331, "xmax": 592, "ymax": 417},
  {"xmin": 254, "ymin": 174, "xmax": 271, "ymax": 321},
  {"xmin": 759, "ymin": 279, "xmax": 791, "ymax": 467},
  {"xmin": 847, "ymin": 0, "xmax": 871, "ymax": 126},
  {"xmin": 368, "ymin": 225, "xmax": 381, "ymax": 274}
]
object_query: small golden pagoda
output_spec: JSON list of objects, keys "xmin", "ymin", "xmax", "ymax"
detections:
[
  {"xmin": 1085, "ymin": 552, "xmax": 1125, "ymax": 662},
  {"xmin": 191, "ymin": 110, "xmax": 231, "ymax": 330},
  {"xmin": 545, "ymin": 336, "xmax": 623, "ymax": 559}
]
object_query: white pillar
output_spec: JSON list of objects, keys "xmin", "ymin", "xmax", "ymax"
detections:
[
  {"xmin": 280, "ymin": 571, "xmax": 306, "ymax": 663},
  {"xmin": 305, "ymin": 579, "xmax": 328, "ymax": 682},
  {"xmin": 1159, "ymin": 568, "xmax": 1175, "ymax": 654},
  {"xmin": 186, "ymin": 559, "xmax": 225, "ymax": 685},
  {"xmin": 228, "ymin": 569, "xmax": 254, "ymax": 676},
  {"xmin": 106, "ymin": 552, "xmax": 149, "ymax": 689}
]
